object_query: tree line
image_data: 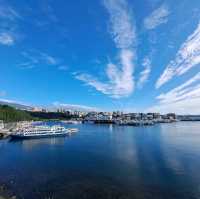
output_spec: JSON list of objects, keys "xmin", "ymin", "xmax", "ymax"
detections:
[
  {"xmin": 0, "ymin": 105, "xmax": 74, "ymax": 122},
  {"xmin": 0, "ymin": 105, "xmax": 33, "ymax": 122}
]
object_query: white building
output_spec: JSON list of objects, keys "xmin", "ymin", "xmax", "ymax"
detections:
[
  {"xmin": 97, "ymin": 113, "xmax": 112, "ymax": 121},
  {"xmin": 84, "ymin": 112, "xmax": 98, "ymax": 121}
]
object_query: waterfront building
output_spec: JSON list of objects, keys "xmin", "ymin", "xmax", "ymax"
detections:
[
  {"xmin": 84, "ymin": 112, "xmax": 98, "ymax": 121},
  {"xmin": 147, "ymin": 113, "xmax": 154, "ymax": 120},
  {"xmin": 97, "ymin": 112, "xmax": 112, "ymax": 121},
  {"xmin": 112, "ymin": 111, "xmax": 123, "ymax": 117},
  {"xmin": 167, "ymin": 113, "xmax": 177, "ymax": 120},
  {"xmin": 122, "ymin": 114, "xmax": 131, "ymax": 121},
  {"xmin": 178, "ymin": 115, "xmax": 200, "ymax": 121},
  {"xmin": 152, "ymin": 113, "xmax": 161, "ymax": 120},
  {"xmin": 32, "ymin": 107, "xmax": 43, "ymax": 112}
]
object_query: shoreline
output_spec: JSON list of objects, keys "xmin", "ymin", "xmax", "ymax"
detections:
[
  {"xmin": 0, "ymin": 184, "xmax": 16, "ymax": 199},
  {"xmin": 1, "ymin": 120, "xmax": 200, "ymax": 140}
]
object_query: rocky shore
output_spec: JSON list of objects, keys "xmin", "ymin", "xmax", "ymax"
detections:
[{"xmin": 0, "ymin": 185, "xmax": 16, "ymax": 199}]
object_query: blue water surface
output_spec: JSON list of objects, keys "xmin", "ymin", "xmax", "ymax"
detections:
[{"xmin": 1, "ymin": 122, "xmax": 200, "ymax": 199}]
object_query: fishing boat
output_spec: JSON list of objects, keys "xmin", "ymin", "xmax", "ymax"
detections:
[{"xmin": 10, "ymin": 125, "xmax": 74, "ymax": 139}]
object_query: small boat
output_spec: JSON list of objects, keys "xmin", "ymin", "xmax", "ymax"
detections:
[
  {"xmin": 68, "ymin": 128, "xmax": 79, "ymax": 133},
  {"xmin": 10, "ymin": 125, "xmax": 71, "ymax": 139}
]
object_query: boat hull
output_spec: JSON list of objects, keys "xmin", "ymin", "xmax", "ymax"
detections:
[{"xmin": 10, "ymin": 132, "xmax": 69, "ymax": 139}]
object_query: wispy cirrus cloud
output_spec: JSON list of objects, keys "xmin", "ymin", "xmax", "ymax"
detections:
[
  {"xmin": 75, "ymin": 0, "xmax": 136, "ymax": 98},
  {"xmin": 148, "ymin": 72, "xmax": 200, "ymax": 114},
  {"xmin": 156, "ymin": 22, "xmax": 200, "ymax": 88},
  {"xmin": 0, "ymin": 32, "xmax": 15, "ymax": 46},
  {"xmin": 144, "ymin": 4, "xmax": 170, "ymax": 30},
  {"xmin": 19, "ymin": 50, "xmax": 59, "ymax": 69},
  {"xmin": 0, "ymin": 1, "xmax": 22, "ymax": 46},
  {"xmin": 35, "ymin": 2, "xmax": 59, "ymax": 29},
  {"xmin": 0, "ymin": 2, "xmax": 21, "ymax": 21},
  {"xmin": 137, "ymin": 57, "xmax": 151, "ymax": 89},
  {"xmin": 75, "ymin": 50, "xmax": 135, "ymax": 98},
  {"xmin": 148, "ymin": 97, "xmax": 200, "ymax": 115},
  {"xmin": 104, "ymin": 0, "xmax": 136, "ymax": 49},
  {"xmin": 157, "ymin": 72, "xmax": 200, "ymax": 104},
  {"xmin": 40, "ymin": 52, "xmax": 59, "ymax": 65}
]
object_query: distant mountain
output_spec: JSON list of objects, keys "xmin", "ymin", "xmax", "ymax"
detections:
[{"xmin": 0, "ymin": 100, "xmax": 33, "ymax": 111}]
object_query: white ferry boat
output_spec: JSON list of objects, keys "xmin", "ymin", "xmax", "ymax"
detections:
[{"xmin": 10, "ymin": 125, "xmax": 75, "ymax": 139}]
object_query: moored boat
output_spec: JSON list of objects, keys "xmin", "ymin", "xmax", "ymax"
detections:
[
  {"xmin": 10, "ymin": 125, "xmax": 73, "ymax": 139},
  {"xmin": 68, "ymin": 128, "xmax": 79, "ymax": 133}
]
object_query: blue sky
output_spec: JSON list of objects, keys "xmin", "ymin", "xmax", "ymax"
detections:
[{"xmin": 0, "ymin": 0, "xmax": 200, "ymax": 114}]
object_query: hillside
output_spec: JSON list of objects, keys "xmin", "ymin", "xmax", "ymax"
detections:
[{"xmin": 0, "ymin": 105, "xmax": 33, "ymax": 122}]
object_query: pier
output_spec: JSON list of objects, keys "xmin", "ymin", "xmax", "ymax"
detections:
[{"xmin": 0, "ymin": 120, "xmax": 14, "ymax": 139}]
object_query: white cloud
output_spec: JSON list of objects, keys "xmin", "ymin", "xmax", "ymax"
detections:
[
  {"xmin": 18, "ymin": 62, "xmax": 35, "ymax": 69},
  {"xmin": 75, "ymin": 73, "xmax": 111, "ymax": 96},
  {"xmin": 0, "ymin": 3, "xmax": 22, "ymax": 46},
  {"xmin": 156, "ymin": 22, "xmax": 200, "ymax": 88},
  {"xmin": 0, "ymin": 3, "xmax": 21, "ymax": 21},
  {"xmin": 0, "ymin": 32, "xmax": 15, "ymax": 46},
  {"xmin": 75, "ymin": 0, "xmax": 136, "ymax": 98},
  {"xmin": 137, "ymin": 57, "xmax": 151, "ymax": 89},
  {"xmin": 157, "ymin": 72, "xmax": 200, "ymax": 103},
  {"xmin": 76, "ymin": 50, "xmax": 135, "ymax": 98},
  {"xmin": 19, "ymin": 50, "xmax": 59, "ymax": 69},
  {"xmin": 148, "ymin": 73, "xmax": 200, "ymax": 114},
  {"xmin": 40, "ymin": 52, "xmax": 58, "ymax": 65},
  {"xmin": 53, "ymin": 102, "xmax": 98, "ymax": 112},
  {"xmin": 147, "ymin": 98, "xmax": 200, "ymax": 115},
  {"xmin": 103, "ymin": 0, "xmax": 136, "ymax": 49},
  {"xmin": 144, "ymin": 4, "xmax": 170, "ymax": 30}
]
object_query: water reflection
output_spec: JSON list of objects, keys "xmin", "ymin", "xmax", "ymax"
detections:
[
  {"xmin": 9, "ymin": 137, "xmax": 66, "ymax": 150},
  {"xmin": 158, "ymin": 122, "xmax": 200, "ymax": 186},
  {"xmin": 107, "ymin": 123, "xmax": 200, "ymax": 196}
]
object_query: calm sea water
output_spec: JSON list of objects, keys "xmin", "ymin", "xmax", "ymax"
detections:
[{"xmin": 1, "ymin": 122, "xmax": 200, "ymax": 199}]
